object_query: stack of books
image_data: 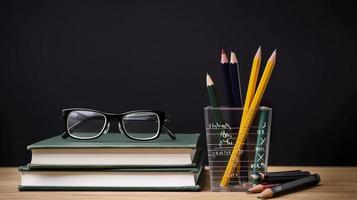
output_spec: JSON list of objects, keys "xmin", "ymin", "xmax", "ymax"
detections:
[{"xmin": 19, "ymin": 133, "xmax": 204, "ymax": 191}]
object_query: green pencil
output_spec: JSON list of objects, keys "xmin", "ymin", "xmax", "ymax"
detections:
[
  {"xmin": 206, "ymin": 73, "xmax": 224, "ymax": 125},
  {"xmin": 252, "ymin": 107, "xmax": 269, "ymax": 184}
]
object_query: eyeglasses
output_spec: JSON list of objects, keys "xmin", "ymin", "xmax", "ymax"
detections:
[{"xmin": 61, "ymin": 108, "xmax": 176, "ymax": 141}]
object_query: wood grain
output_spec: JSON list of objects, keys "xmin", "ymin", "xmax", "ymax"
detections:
[{"xmin": 1, "ymin": 166, "xmax": 356, "ymax": 200}]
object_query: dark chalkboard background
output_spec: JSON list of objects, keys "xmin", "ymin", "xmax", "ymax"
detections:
[{"xmin": 1, "ymin": 0, "xmax": 356, "ymax": 166}]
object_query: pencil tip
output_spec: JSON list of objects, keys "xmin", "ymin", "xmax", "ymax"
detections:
[
  {"xmin": 255, "ymin": 47, "xmax": 261, "ymax": 58},
  {"xmin": 269, "ymin": 50, "xmax": 277, "ymax": 62},
  {"xmin": 206, "ymin": 73, "xmax": 214, "ymax": 86},
  {"xmin": 251, "ymin": 174, "xmax": 259, "ymax": 179},
  {"xmin": 230, "ymin": 51, "xmax": 238, "ymax": 63},
  {"xmin": 221, "ymin": 50, "xmax": 228, "ymax": 64}
]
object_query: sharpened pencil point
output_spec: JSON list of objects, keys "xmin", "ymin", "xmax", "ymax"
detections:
[
  {"xmin": 247, "ymin": 187, "xmax": 255, "ymax": 193},
  {"xmin": 251, "ymin": 174, "xmax": 259, "ymax": 179},
  {"xmin": 258, "ymin": 188, "xmax": 274, "ymax": 199},
  {"xmin": 255, "ymin": 47, "xmax": 262, "ymax": 58},
  {"xmin": 206, "ymin": 73, "xmax": 214, "ymax": 86},
  {"xmin": 230, "ymin": 52, "xmax": 238, "ymax": 64},
  {"xmin": 221, "ymin": 50, "xmax": 229, "ymax": 64},
  {"xmin": 268, "ymin": 50, "xmax": 277, "ymax": 63}
]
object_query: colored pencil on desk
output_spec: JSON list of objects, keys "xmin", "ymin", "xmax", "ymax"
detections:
[
  {"xmin": 252, "ymin": 171, "xmax": 311, "ymax": 183},
  {"xmin": 258, "ymin": 174, "xmax": 320, "ymax": 199},
  {"xmin": 266, "ymin": 170, "xmax": 302, "ymax": 174},
  {"xmin": 221, "ymin": 50, "xmax": 234, "ymax": 106},
  {"xmin": 221, "ymin": 50, "xmax": 277, "ymax": 187}
]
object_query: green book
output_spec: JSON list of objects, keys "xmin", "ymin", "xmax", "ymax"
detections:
[
  {"xmin": 18, "ymin": 156, "xmax": 205, "ymax": 191},
  {"xmin": 27, "ymin": 133, "xmax": 201, "ymax": 168}
]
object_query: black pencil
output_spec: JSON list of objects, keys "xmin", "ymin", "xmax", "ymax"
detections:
[
  {"xmin": 258, "ymin": 174, "xmax": 321, "ymax": 199},
  {"xmin": 230, "ymin": 51, "xmax": 243, "ymax": 107},
  {"xmin": 251, "ymin": 171, "xmax": 311, "ymax": 183},
  {"xmin": 221, "ymin": 49, "xmax": 234, "ymax": 106},
  {"xmin": 265, "ymin": 170, "xmax": 302, "ymax": 174}
]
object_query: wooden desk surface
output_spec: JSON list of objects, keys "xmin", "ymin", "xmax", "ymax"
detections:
[{"xmin": 1, "ymin": 166, "xmax": 356, "ymax": 200}]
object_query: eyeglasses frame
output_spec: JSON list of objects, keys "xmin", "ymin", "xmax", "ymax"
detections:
[{"xmin": 61, "ymin": 108, "xmax": 176, "ymax": 141}]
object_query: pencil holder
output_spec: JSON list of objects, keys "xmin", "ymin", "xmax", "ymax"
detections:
[{"xmin": 204, "ymin": 106, "xmax": 272, "ymax": 192}]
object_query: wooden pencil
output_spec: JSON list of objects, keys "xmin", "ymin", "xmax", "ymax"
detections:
[
  {"xmin": 228, "ymin": 51, "xmax": 245, "ymax": 181},
  {"xmin": 221, "ymin": 50, "xmax": 234, "ymax": 106},
  {"xmin": 230, "ymin": 51, "xmax": 243, "ymax": 107},
  {"xmin": 228, "ymin": 47, "xmax": 262, "ymax": 183},
  {"xmin": 206, "ymin": 73, "xmax": 224, "ymax": 125},
  {"xmin": 258, "ymin": 174, "xmax": 320, "ymax": 199},
  {"xmin": 241, "ymin": 47, "xmax": 262, "ymax": 122},
  {"xmin": 252, "ymin": 171, "xmax": 311, "ymax": 183},
  {"xmin": 221, "ymin": 50, "xmax": 277, "ymax": 187},
  {"xmin": 247, "ymin": 183, "xmax": 280, "ymax": 193}
]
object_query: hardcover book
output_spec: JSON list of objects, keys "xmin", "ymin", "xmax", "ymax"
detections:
[
  {"xmin": 18, "ymin": 154, "xmax": 205, "ymax": 191},
  {"xmin": 27, "ymin": 133, "xmax": 201, "ymax": 167}
]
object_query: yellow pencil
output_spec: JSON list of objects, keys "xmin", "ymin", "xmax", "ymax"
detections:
[
  {"xmin": 220, "ymin": 50, "xmax": 277, "ymax": 187},
  {"xmin": 243, "ymin": 47, "xmax": 262, "ymax": 117},
  {"xmin": 235, "ymin": 47, "xmax": 261, "ymax": 176}
]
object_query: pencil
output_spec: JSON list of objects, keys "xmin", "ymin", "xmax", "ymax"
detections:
[
  {"xmin": 221, "ymin": 50, "xmax": 277, "ymax": 187},
  {"xmin": 258, "ymin": 174, "xmax": 320, "ymax": 199},
  {"xmin": 224, "ymin": 47, "xmax": 262, "ymax": 183},
  {"xmin": 265, "ymin": 170, "xmax": 302, "ymax": 174},
  {"xmin": 221, "ymin": 50, "xmax": 234, "ymax": 106},
  {"xmin": 206, "ymin": 73, "xmax": 224, "ymax": 125},
  {"xmin": 229, "ymin": 51, "xmax": 243, "ymax": 107},
  {"xmin": 242, "ymin": 47, "xmax": 262, "ymax": 120},
  {"xmin": 229, "ymin": 51, "xmax": 245, "ymax": 181},
  {"xmin": 247, "ymin": 183, "xmax": 280, "ymax": 193},
  {"xmin": 252, "ymin": 171, "xmax": 311, "ymax": 183}
]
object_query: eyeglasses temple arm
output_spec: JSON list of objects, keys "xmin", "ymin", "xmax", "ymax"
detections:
[
  {"xmin": 162, "ymin": 125, "xmax": 176, "ymax": 140},
  {"xmin": 61, "ymin": 131, "xmax": 69, "ymax": 139}
]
